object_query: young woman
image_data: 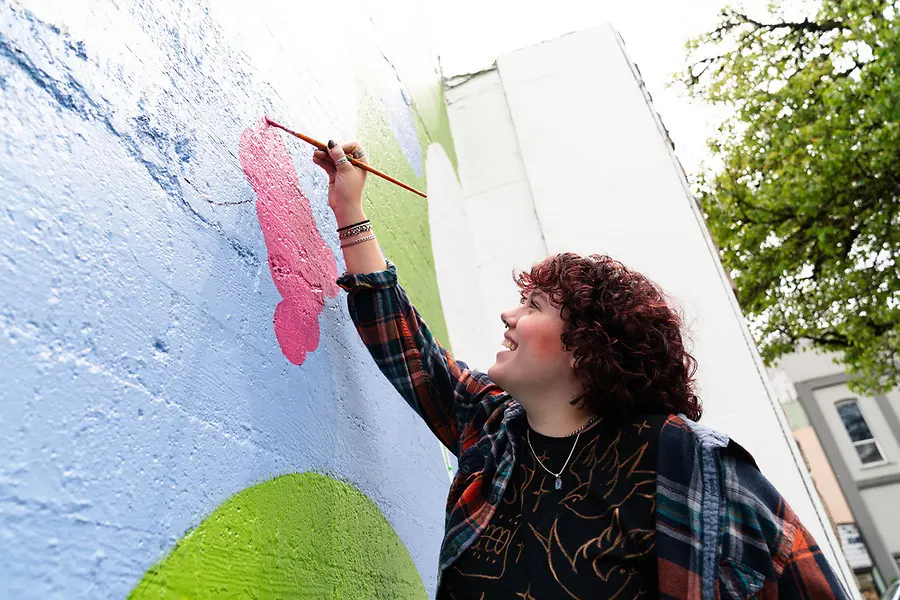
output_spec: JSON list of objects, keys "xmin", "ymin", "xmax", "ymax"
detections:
[{"xmin": 312, "ymin": 140, "xmax": 849, "ymax": 599}]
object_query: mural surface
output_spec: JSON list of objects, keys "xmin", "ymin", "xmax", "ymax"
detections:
[
  {"xmin": 130, "ymin": 473, "xmax": 426, "ymax": 599},
  {"xmin": 0, "ymin": 0, "xmax": 459, "ymax": 597},
  {"xmin": 239, "ymin": 118, "xmax": 339, "ymax": 366}
]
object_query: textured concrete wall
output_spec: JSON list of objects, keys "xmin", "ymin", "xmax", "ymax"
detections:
[{"xmin": 0, "ymin": 1, "xmax": 458, "ymax": 597}]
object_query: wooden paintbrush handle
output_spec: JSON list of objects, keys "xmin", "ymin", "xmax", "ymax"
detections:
[
  {"xmin": 266, "ymin": 117, "xmax": 427, "ymax": 199},
  {"xmin": 349, "ymin": 160, "xmax": 427, "ymax": 198}
]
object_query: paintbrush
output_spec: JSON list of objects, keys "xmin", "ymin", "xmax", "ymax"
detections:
[{"xmin": 265, "ymin": 117, "xmax": 427, "ymax": 199}]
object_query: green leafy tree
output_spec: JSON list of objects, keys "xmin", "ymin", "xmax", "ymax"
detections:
[{"xmin": 678, "ymin": 0, "xmax": 899, "ymax": 393}]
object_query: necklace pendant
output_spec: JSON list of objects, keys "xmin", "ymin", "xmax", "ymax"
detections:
[{"xmin": 554, "ymin": 477, "xmax": 562, "ymax": 490}]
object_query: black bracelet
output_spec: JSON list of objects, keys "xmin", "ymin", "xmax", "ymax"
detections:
[{"xmin": 337, "ymin": 219, "xmax": 370, "ymax": 232}]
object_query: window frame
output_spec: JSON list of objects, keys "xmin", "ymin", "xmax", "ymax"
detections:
[{"xmin": 834, "ymin": 398, "xmax": 888, "ymax": 468}]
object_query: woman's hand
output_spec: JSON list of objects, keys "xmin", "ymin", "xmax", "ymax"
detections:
[
  {"xmin": 312, "ymin": 139, "xmax": 386, "ymax": 273},
  {"xmin": 312, "ymin": 140, "xmax": 368, "ymax": 227}
]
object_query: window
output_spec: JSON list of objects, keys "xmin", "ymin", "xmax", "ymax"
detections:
[{"xmin": 835, "ymin": 399, "xmax": 885, "ymax": 465}]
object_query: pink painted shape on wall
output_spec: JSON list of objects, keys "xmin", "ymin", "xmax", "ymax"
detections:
[{"xmin": 239, "ymin": 117, "xmax": 339, "ymax": 365}]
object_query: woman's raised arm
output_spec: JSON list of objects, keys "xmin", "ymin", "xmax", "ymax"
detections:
[
  {"xmin": 313, "ymin": 139, "xmax": 504, "ymax": 454},
  {"xmin": 312, "ymin": 140, "xmax": 386, "ymax": 273}
]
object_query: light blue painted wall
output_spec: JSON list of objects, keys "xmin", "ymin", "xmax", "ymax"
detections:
[{"xmin": 0, "ymin": 1, "xmax": 454, "ymax": 597}]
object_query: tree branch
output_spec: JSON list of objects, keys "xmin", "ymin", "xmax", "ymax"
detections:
[
  {"xmin": 802, "ymin": 330, "xmax": 851, "ymax": 346},
  {"xmin": 731, "ymin": 12, "xmax": 844, "ymax": 33},
  {"xmin": 685, "ymin": 55, "xmax": 728, "ymax": 87}
]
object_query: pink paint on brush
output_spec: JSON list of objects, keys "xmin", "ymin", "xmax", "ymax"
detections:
[{"xmin": 239, "ymin": 117, "xmax": 339, "ymax": 365}]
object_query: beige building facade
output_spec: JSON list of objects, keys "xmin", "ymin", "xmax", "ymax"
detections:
[{"xmin": 772, "ymin": 350, "xmax": 900, "ymax": 596}]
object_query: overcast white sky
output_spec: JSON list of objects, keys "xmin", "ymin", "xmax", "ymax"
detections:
[{"xmin": 428, "ymin": 0, "xmax": 760, "ymax": 177}]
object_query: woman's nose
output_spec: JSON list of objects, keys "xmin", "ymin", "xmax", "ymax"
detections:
[{"xmin": 500, "ymin": 309, "xmax": 516, "ymax": 329}]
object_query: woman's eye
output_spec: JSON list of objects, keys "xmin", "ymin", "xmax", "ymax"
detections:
[{"xmin": 530, "ymin": 300, "xmax": 539, "ymax": 309}]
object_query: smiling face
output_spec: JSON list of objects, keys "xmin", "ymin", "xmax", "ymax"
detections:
[{"xmin": 487, "ymin": 290, "xmax": 580, "ymax": 400}]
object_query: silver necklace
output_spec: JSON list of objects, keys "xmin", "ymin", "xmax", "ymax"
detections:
[{"xmin": 526, "ymin": 415, "xmax": 598, "ymax": 490}]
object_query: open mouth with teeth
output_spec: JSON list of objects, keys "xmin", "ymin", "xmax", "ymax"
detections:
[{"xmin": 500, "ymin": 339, "xmax": 518, "ymax": 352}]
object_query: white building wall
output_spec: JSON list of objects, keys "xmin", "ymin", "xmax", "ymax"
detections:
[
  {"xmin": 444, "ymin": 69, "xmax": 548, "ymax": 370},
  {"xmin": 778, "ymin": 347, "xmax": 847, "ymax": 383},
  {"xmin": 445, "ymin": 24, "xmax": 856, "ymax": 594},
  {"xmin": 426, "ymin": 142, "xmax": 493, "ymax": 364},
  {"xmin": 889, "ymin": 390, "xmax": 900, "ymax": 426}
]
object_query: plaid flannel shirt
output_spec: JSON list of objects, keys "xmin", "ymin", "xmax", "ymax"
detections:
[{"xmin": 337, "ymin": 262, "xmax": 851, "ymax": 599}]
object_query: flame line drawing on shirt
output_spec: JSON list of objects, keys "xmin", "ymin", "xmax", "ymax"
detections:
[{"xmin": 506, "ymin": 463, "xmax": 537, "ymax": 513}]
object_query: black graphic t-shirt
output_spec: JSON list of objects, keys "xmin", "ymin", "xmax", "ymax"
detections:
[{"xmin": 440, "ymin": 414, "xmax": 666, "ymax": 600}]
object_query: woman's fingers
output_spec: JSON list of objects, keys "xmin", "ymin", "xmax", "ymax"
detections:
[
  {"xmin": 318, "ymin": 139, "xmax": 367, "ymax": 216},
  {"xmin": 312, "ymin": 140, "xmax": 366, "ymax": 182},
  {"xmin": 326, "ymin": 139, "xmax": 354, "ymax": 175},
  {"xmin": 341, "ymin": 141, "xmax": 368, "ymax": 164},
  {"xmin": 312, "ymin": 150, "xmax": 334, "ymax": 175}
]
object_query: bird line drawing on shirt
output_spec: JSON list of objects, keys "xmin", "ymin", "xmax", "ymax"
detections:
[
  {"xmin": 448, "ymin": 422, "xmax": 658, "ymax": 596},
  {"xmin": 529, "ymin": 512, "xmax": 653, "ymax": 600},
  {"xmin": 576, "ymin": 507, "xmax": 656, "ymax": 563},
  {"xmin": 522, "ymin": 425, "xmax": 657, "ymax": 599},
  {"xmin": 560, "ymin": 431, "xmax": 656, "ymax": 520}
]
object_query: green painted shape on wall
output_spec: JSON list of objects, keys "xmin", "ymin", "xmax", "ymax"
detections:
[
  {"xmin": 129, "ymin": 473, "xmax": 426, "ymax": 599},
  {"xmin": 411, "ymin": 82, "xmax": 458, "ymax": 174},
  {"xmin": 356, "ymin": 82, "xmax": 455, "ymax": 349}
]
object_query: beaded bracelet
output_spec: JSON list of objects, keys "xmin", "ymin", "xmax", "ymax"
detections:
[
  {"xmin": 338, "ymin": 222, "xmax": 373, "ymax": 240},
  {"xmin": 337, "ymin": 219, "xmax": 370, "ymax": 232},
  {"xmin": 340, "ymin": 234, "xmax": 376, "ymax": 249}
]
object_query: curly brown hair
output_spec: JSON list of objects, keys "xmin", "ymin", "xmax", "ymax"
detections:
[{"xmin": 515, "ymin": 253, "xmax": 701, "ymax": 421}]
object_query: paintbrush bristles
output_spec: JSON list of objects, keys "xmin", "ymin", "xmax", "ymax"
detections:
[
  {"xmin": 265, "ymin": 117, "xmax": 427, "ymax": 199},
  {"xmin": 266, "ymin": 118, "xmax": 327, "ymax": 151}
]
